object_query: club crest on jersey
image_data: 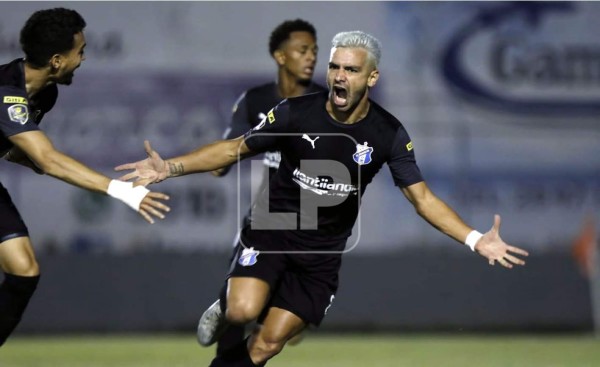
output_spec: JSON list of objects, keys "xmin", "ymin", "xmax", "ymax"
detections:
[
  {"xmin": 353, "ymin": 142, "xmax": 373, "ymax": 165},
  {"xmin": 238, "ymin": 247, "xmax": 259, "ymax": 267},
  {"xmin": 7, "ymin": 104, "xmax": 29, "ymax": 125}
]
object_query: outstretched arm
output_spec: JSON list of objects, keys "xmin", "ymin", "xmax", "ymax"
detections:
[
  {"xmin": 401, "ymin": 181, "xmax": 528, "ymax": 268},
  {"xmin": 9, "ymin": 130, "xmax": 170, "ymax": 224},
  {"xmin": 115, "ymin": 137, "xmax": 254, "ymax": 185}
]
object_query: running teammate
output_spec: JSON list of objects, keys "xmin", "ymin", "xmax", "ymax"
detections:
[{"xmin": 0, "ymin": 8, "xmax": 170, "ymax": 347}]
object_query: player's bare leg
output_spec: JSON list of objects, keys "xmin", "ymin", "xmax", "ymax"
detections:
[
  {"xmin": 225, "ymin": 277, "xmax": 270, "ymax": 324},
  {"xmin": 207, "ymin": 278, "xmax": 280, "ymax": 366},
  {"xmin": 0, "ymin": 237, "xmax": 38, "ymax": 275},
  {"xmin": 198, "ymin": 277, "xmax": 270, "ymax": 346},
  {"xmin": 286, "ymin": 330, "xmax": 305, "ymax": 346},
  {"xmin": 247, "ymin": 307, "xmax": 307, "ymax": 364},
  {"xmin": 0, "ymin": 237, "xmax": 40, "ymax": 346}
]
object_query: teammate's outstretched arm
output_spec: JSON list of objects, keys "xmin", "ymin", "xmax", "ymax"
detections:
[
  {"xmin": 401, "ymin": 181, "xmax": 529, "ymax": 268},
  {"xmin": 9, "ymin": 130, "xmax": 170, "ymax": 224},
  {"xmin": 115, "ymin": 138, "xmax": 254, "ymax": 185}
]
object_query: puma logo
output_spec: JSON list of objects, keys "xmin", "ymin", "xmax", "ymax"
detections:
[{"xmin": 302, "ymin": 134, "xmax": 320, "ymax": 149}]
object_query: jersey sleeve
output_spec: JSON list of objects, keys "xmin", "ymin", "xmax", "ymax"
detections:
[
  {"xmin": 243, "ymin": 100, "xmax": 291, "ymax": 153},
  {"xmin": 222, "ymin": 91, "xmax": 252, "ymax": 140},
  {"xmin": 0, "ymin": 88, "xmax": 40, "ymax": 138},
  {"xmin": 387, "ymin": 127, "xmax": 423, "ymax": 187}
]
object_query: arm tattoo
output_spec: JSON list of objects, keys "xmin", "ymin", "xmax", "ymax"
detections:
[{"xmin": 168, "ymin": 162, "xmax": 184, "ymax": 177}]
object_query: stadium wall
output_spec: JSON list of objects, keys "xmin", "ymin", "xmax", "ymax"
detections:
[{"xmin": 7, "ymin": 250, "xmax": 592, "ymax": 334}]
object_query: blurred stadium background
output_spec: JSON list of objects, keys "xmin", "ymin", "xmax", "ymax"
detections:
[{"xmin": 1, "ymin": 1, "xmax": 599, "ymax": 366}]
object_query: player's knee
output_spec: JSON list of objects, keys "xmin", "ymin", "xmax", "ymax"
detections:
[
  {"xmin": 20, "ymin": 259, "xmax": 39, "ymax": 276},
  {"xmin": 225, "ymin": 300, "xmax": 262, "ymax": 325},
  {"xmin": 3, "ymin": 256, "xmax": 40, "ymax": 276}
]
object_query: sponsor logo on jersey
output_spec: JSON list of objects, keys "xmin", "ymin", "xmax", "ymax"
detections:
[
  {"xmin": 3, "ymin": 96, "xmax": 27, "ymax": 104},
  {"xmin": 301, "ymin": 134, "xmax": 320, "ymax": 149},
  {"xmin": 353, "ymin": 142, "xmax": 373, "ymax": 165},
  {"xmin": 267, "ymin": 109, "xmax": 276, "ymax": 124},
  {"xmin": 7, "ymin": 104, "xmax": 29, "ymax": 125},
  {"xmin": 292, "ymin": 168, "xmax": 357, "ymax": 197},
  {"xmin": 238, "ymin": 247, "xmax": 259, "ymax": 266},
  {"xmin": 406, "ymin": 141, "xmax": 413, "ymax": 151}
]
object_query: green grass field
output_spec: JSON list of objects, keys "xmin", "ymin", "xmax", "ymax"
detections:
[{"xmin": 1, "ymin": 333, "xmax": 600, "ymax": 367}]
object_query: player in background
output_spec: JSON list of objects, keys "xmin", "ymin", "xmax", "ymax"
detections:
[
  {"xmin": 117, "ymin": 31, "xmax": 528, "ymax": 366},
  {"xmin": 0, "ymin": 8, "xmax": 170, "ymax": 347},
  {"xmin": 213, "ymin": 19, "xmax": 325, "ymax": 178},
  {"xmin": 207, "ymin": 19, "xmax": 325, "ymax": 356}
]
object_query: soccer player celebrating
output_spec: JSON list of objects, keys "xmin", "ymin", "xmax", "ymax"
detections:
[
  {"xmin": 209, "ymin": 18, "xmax": 325, "ymax": 355},
  {"xmin": 117, "ymin": 31, "xmax": 528, "ymax": 367},
  {"xmin": 0, "ymin": 8, "xmax": 170, "ymax": 347}
]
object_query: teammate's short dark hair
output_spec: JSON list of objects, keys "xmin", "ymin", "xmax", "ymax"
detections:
[
  {"xmin": 269, "ymin": 19, "xmax": 316, "ymax": 55},
  {"xmin": 20, "ymin": 8, "xmax": 86, "ymax": 68}
]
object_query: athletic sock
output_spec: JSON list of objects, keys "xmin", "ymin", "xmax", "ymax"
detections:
[
  {"xmin": 216, "ymin": 324, "xmax": 247, "ymax": 356},
  {"xmin": 209, "ymin": 337, "xmax": 265, "ymax": 367},
  {"xmin": 216, "ymin": 282, "xmax": 247, "ymax": 356},
  {"xmin": 0, "ymin": 273, "xmax": 40, "ymax": 346}
]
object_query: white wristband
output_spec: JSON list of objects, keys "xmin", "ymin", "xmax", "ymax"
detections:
[
  {"xmin": 107, "ymin": 180, "xmax": 149, "ymax": 211},
  {"xmin": 465, "ymin": 230, "xmax": 483, "ymax": 252}
]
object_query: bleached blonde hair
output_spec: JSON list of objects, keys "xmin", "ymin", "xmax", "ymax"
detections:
[{"xmin": 331, "ymin": 30, "xmax": 382, "ymax": 68}]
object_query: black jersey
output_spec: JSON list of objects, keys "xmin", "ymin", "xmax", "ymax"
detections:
[
  {"xmin": 243, "ymin": 92, "xmax": 423, "ymax": 249},
  {"xmin": 0, "ymin": 58, "xmax": 57, "ymax": 156},
  {"xmin": 222, "ymin": 81, "xmax": 326, "ymax": 173}
]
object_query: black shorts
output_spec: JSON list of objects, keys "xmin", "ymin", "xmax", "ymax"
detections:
[
  {"xmin": 228, "ymin": 229, "xmax": 342, "ymax": 326},
  {"xmin": 0, "ymin": 182, "xmax": 28, "ymax": 242}
]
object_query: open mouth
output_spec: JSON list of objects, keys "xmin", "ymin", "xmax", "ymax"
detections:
[{"xmin": 333, "ymin": 86, "xmax": 348, "ymax": 106}]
